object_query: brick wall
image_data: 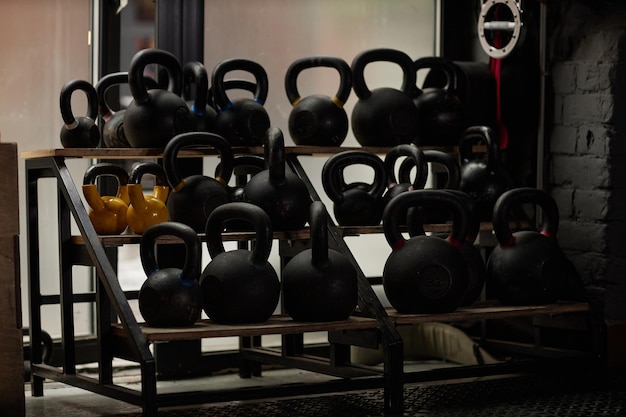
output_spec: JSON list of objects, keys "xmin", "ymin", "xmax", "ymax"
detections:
[{"xmin": 548, "ymin": 1, "xmax": 626, "ymax": 321}]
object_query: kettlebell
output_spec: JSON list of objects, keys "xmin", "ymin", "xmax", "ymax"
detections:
[
  {"xmin": 382, "ymin": 144, "xmax": 428, "ymax": 207},
  {"xmin": 138, "ymin": 222, "xmax": 203, "ymax": 327},
  {"xmin": 124, "ymin": 48, "xmax": 191, "ymax": 148},
  {"xmin": 350, "ymin": 48, "xmax": 418, "ymax": 146},
  {"xmin": 242, "ymin": 127, "xmax": 310, "ymax": 231},
  {"xmin": 59, "ymin": 79, "xmax": 100, "ymax": 148},
  {"xmin": 459, "ymin": 125, "xmax": 514, "ymax": 221},
  {"xmin": 182, "ymin": 61, "xmax": 217, "ymax": 133},
  {"xmin": 382, "ymin": 189, "xmax": 469, "ymax": 313},
  {"xmin": 200, "ymin": 202, "xmax": 280, "ymax": 324},
  {"xmin": 211, "ymin": 58, "xmax": 271, "ymax": 146},
  {"xmin": 413, "ymin": 57, "xmax": 466, "ymax": 147},
  {"xmin": 82, "ymin": 163, "xmax": 130, "ymax": 235},
  {"xmin": 321, "ymin": 150, "xmax": 387, "ymax": 226},
  {"xmin": 163, "ymin": 131, "xmax": 234, "ymax": 232},
  {"xmin": 282, "ymin": 201, "xmax": 358, "ymax": 322},
  {"xmin": 399, "ymin": 149, "xmax": 461, "ymax": 224},
  {"xmin": 486, "ymin": 187, "xmax": 587, "ymax": 306},
  {"xmin": 285, "ymin": 56, "xmax": 352, "ymax": 146},
  {"xmin": 95, "ymin": 72, "xmax": 159, "ymax": 148},
  {"xmin": 127, "ymin": 162, "xmax": 170, "ymax": 235},
  {"xmin": 407, "ymin": 190, "xmax": 486, "ymax": 306},
  {"xmin": 216, "ymin": 154, "xmax": 267, "ymax": 202}
]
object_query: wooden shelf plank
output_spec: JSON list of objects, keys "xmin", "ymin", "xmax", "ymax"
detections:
[
  {"xmin": 388, "ymin": 302, "xmax": 590, "ymax": 325},
  {"xmin": 110, "ymin": 315, "xmax": 379, "ymax": 342}
]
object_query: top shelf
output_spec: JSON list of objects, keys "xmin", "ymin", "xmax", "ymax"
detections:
[{"xmin": 20, "ymin": 145, "xmax": 463, "ymax": 160}]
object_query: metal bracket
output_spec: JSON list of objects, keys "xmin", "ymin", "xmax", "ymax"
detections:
[{"xmin": 478, "ymin": 0, "xmax": 524, "ymax": 59}]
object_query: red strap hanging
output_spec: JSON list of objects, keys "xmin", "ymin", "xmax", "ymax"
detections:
[{"xmin": 489, "ymin": 4, "xmax": 509, "ymax": 150}]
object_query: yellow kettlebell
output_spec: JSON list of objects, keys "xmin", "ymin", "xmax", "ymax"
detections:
[
  {"xmin": 127, "ymin": 162, "xmax": 170, "ymax": 234},
  {"xmin": 82, "ymin": 163, "xmax": 130, "ymax": 235}
]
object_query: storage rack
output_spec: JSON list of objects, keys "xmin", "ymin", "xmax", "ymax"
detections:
[{"xmin": 24, "ymin": 146, "xmax": 604, "ymax": 417}]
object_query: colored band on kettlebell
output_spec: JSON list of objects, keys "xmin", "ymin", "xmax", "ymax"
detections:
[
  {"xmin": 215, "ymin": 176, "xmax": 227, "ymax": 187},
  {"xmin": 331, "ymin": 96, "xmax": 345, "ymax": 108},
  {"xmin": 173, "ymin": 179, "xmax": 187, "ymax": 193},
  {"xmin": 219, "ymin": 102, "xmax": 234, "ymax": 113},
  {"xmin": 178, "ymin": 273, "xmax": 195, "ymax": 287},
  {"xmin": 446, "ymin": 236, "xmax": 463, "ymax": 250},
  {"xmin": 291, "ymin": 96, "xmax": 302, "ymax": 106},
  {"xmin": 500, "ymin": 235, "xmax": 517, "ymax": 248},
  {"xmin": 387, "ymin": 182, "xmax": 398, "ymax": 189},
  {"xmin": 191, "ymin": 103, "xmax": 206, "ymax": 116},
  {"xmin": 65, "ymin": 120, "xmax": 80, "ymax": 130},
  {"xmin": 540, "ymin": 230, "xmax": 554, "ymax": 239},
  {"xmin": 391, "ymin": 239, "xmax": 405, "ymax": 251}
]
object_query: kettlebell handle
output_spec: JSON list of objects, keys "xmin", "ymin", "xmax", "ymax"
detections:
[
  {"xmin": 60, "ymin": 79, "xmax": 98, "ymax": 128},
  {"xmin": 129, "ymin": 162, "xmax": 168, "ymax": 186},
  {"xmin": 383, "ymin": 189, "xmax": 469, "ymax": 250},
  {"xmin": 414, "ymin": 56, "xmax": 458, "ymax": 92},
  {"xmin": 351, "ymin": 48, "xmax": 416, "ymax": 99},
  {"xmin": 96, "ymin": 72, "xmax": 159, "ymax": 120},
  {"xmin": 398, "ymin": 150, "xmax": 461, "ymax": 189},
  {"xmin": 211, "ymin": 58, "xmax": 269, "ymax": 110},
  {"xmin": 384, "ymin": 144, "xmax": 428, "ymax": 190},
  {"xmin": 140, "ymin": 222, "xmax": 201, "ymax": 285},
  {"xmin": 205, "ymin": 202, "xmax": 273, "ymax": 267},
  {"xmin": 208, "ymin": 79, "xmax": 257, "ymax": 109},
  {"xmin": 285, "ymin": 56, "xmax": 352, "ymax": 107},
  {"xmin": 459, "ymin": 125, "xmax": 501, "ymax": 168},
  {"xmin": 182, "ymin": 61, "xmax": 210, "ymax": 115},
  {"xmin": 321, "ymin": 150, "xmax": 387, "ymax": 202},
  {"xmin": 129, "ymin": 48, "xmax": 184, "ymax": 106},
  {"xmin": 265, "ymin": 126, "xmax": 287, "ymax": 185},
  {"xmin": 493, "ymin": 187, "xmax": 560, "ymax": 247},
  {"xmin": 309, "ymin": 201, "xmax": 330, "ymax": 268},
  {"xmin": 83, "ymin": 163, "xmax": 129, "ymax": 187},
  {"xmin": 162, "ymin": 132, "xmax": 234, "ymax": 191}
]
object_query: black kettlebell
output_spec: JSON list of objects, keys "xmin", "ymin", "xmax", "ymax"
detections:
[
  {"xmin": 59, "ymin": 79, "xmax": 100, "ymax": 148},
  {"xmin": 382, "ymin": 144, "xmax": 428, "ymax": 207},
  {"xmin": 382, "ymin": 190, "xmax": 469, "ymax": 313},
  {"xmin": 459, "ymin": 125, "xmax": 514, "ymax": 221},
  {"xmin": 183, "ymin": 61, "xmax": 217, "ymax": 133},
  {"xmin": 216, "ymin": 154, "xmax": 267, "ymax": 202},
  {"xmin": 282, "ymin": 201, "xmax": 358, "ymax": 322},
  {"xmin": 351, "ymin": 48, "xmax": 418, "ymax": 147},
  {"xmin": 486, "ymin": 187, "xmax": 587, "ymax": 306},
  {"xmin": 200, "ymin": 202, "xmax": 280, "ymax": 324},
  {"xmin": 163, "ymin": 132, "xmax": 234, "ymax": 232},
  {"xmin": 242, "ymin": 127, "xmax": 310, "ymax": 231},
  {"xmin": 413, "ymin": 56, "xmax": 466, "ymax": 147},
  {"xmin": 211, "ymin": 58, "xmax": 271, "ymax": 146},
  {"xmin": 285, "ymin": 56, "xmax": 352, "ymax": 146},
  {"xmin": 400, "ymin": 149, "xmax": 461, "ymax": 224},
  {"xmin": 321, "ymin": 150, "xmax": 387, "ymax": 226},
  {"xmin": 124, "ymin": 48, "xmax": 191, "ymax": 148},
  {"xmin": 407, "ymin": 190, "xmax": 486, "ymax": 306},
  {"xmin": 138, "ymin": 221, "xmax": 203, "ymax": 327}
]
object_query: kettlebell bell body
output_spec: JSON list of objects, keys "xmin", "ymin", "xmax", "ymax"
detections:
[
  {"xmin": 486, "ymin": 187, "xmax": 581, "ymax": 306},
  {"xmin": 200, "ymin": 202, "xmax": 280, "ymax": 324},
  {"xmin": 351, "ymin": 48, "xmax": 418, "ymax": 146},
  {"xmin": 283, "ymin": 201, "xmax": 358, "ymax": 322},
  {"xmin": 138, "ymin": 222, "xmax": 203, "ymax": 327},
  {"xmin": 211, "ymin": 58, "xmax": 271, "ymax": 146},
  {"xmin": 459, "ymin": 125, "xmax": 514, "ymax": 221},
  {"xmin": 163, "ymin": 132, "xmax": 234, "ymax": 232},
  {"xmin": 183, "ymin": 61, "xmax": 217, "ymax": 133},
  {"xmin": 124, "ymin": 48, "xmax": 191, "ymax": 148},
  {"xmin": 127, "ymin": 162, "xmax": 170, "ymax": 234},
  {"xmin": 382, "ymin": 190, "xmax": 469, "ymax": 313},
  {"xmin": 285, "ymin": 56, "xmax": 352, "ymax": 146},
  {"xmin": 242, "ymin": 127, "xmax": 310, "ymax": 231},
  {"xmin": 82, "ymin": 163, "xmax": 130, "ymax": 235},
  {"xmin": 322, "ymin": 150, "xmax": 387, "ymax": 226},
  {"xmin": 413, "ymin": 57, "xmax": 466, "ymax": 147},
  {"xmin": 59, "ymin": 79, "xmax": 100, "ymax": 148},
  {"xmin": 382, "ymin": 144, "xmax": 428, "ymax": 207},
  {"xmin": 407, "ymin": 190, "xmax": 486, "ymax": 306}
]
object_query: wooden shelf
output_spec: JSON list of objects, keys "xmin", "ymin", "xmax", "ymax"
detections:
[{"xmin": 110, "ymin": 315, "xmax": 378, "ymax": 342}]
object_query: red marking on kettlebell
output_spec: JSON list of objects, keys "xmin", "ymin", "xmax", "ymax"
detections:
[
  {"xmin": 392, "ymin": 239, "xmax": 406, "ymax": 251},
  {"xmin": 540, "ymin": 230, "xmax": 554, "ymax": 239},
  {"xmin": 500, "ymin": 235, "xmax": 517, "ymax": 248}
]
